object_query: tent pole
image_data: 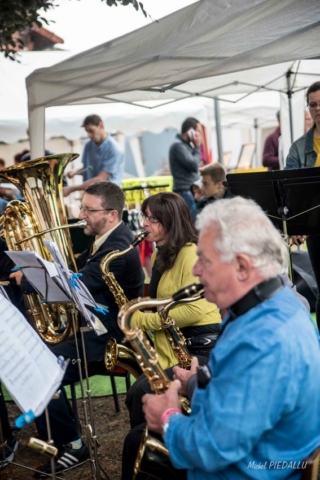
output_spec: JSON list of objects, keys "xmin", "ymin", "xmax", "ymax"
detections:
[
  {"xmin": 214, "ymin": 98, "xmax": 223, "ymax": 164},
  {"xmin": 286, "ymin": 70, "xmax": 294, "ymax": 144}
]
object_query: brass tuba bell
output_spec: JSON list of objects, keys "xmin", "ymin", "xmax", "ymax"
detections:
[{"xmin": 0, "ymin": 153, "xmax": 83, "ymax": 344}]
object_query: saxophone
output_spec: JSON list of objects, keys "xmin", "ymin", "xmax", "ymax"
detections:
[
  {"xmin": 100, "ymin": 231, "xmax": 148, "ymax": 378},
  {"xmin": 159, "ymin": 291, "xmax": 204, "ymax": 369},
  {"xmin": 0, "ymin": 154, "xmax": 84, "ymax": 344},
  {"xmin": 118, "ymin": 283, "xmax": 203, "ymax": 479}
]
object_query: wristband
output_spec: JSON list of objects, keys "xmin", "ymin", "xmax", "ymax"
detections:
[{"xmin": 161, "ymin": 408, "xmax": 182, "ymax": 426}]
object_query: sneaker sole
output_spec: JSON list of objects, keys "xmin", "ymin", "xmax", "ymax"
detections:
[
  {"xmin": 0, "ymin": 439, "xmax": 18, "ymax": 468},
  {"xmin": 35, "ymin": 458, "xmax": 88, "ymax": 478}
]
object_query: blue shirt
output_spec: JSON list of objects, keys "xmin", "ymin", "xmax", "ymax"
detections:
[
  {"xmin": 165, "ymin": 287, "xmax": 320, "ymax": 479},
  {"xmin": 0, "ymin": 197, "xmax": 8, "ymax": 214},
  {"xmin": 82, "ymin": 135, "xmax": 124, "ymax": 186}
]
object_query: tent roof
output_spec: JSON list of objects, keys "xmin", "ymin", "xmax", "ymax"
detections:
[{"xmin": 27, "ymin": 0, "xmax": 320, "ymax": 111}]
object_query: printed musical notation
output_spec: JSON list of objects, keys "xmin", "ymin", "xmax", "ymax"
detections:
[{"xmin": 0, "ymin": 294, "xmax": 67, "ymax": 417}]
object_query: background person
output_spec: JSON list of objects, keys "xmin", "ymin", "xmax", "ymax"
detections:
[
  {"xmin": 64, "ymin": 114, "xmax": 124, "ymax": 197},
  {"xmin": 197, "ymin": 162, "xmax": 232, "ymax": 213},
  {"xmin": 142, "ymin": 197, "xmax": 320, "ymax": 480},
  {"xmin": 285, "ymin": 80, "xmax": 320, "ymax": 328},
  {"xmin": 262, "ymin": 110, "xmax": 281, "ymax": 170},
  {"xmin": 169, "ymin": 117, "xmax": 202, "ymax": 216}
]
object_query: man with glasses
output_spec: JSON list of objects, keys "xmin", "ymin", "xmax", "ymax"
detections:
[
  {"xmin": 12, "ymin": 181, "xmax": 144, "ymax": 477},
  {"xmin": 285, "ymin": 81, "xmax": 320, "ymax": 330}
]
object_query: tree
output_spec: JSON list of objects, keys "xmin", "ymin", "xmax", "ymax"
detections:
[{"xmin": 0, "ymin": 0, "xmax": 147, "ymax": 60}]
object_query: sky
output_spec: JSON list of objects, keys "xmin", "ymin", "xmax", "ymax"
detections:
[{"xmin": 45, "ymin": 0, "xmax": 198, "ymax": 54}]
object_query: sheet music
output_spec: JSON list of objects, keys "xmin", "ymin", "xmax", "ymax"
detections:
[
  {"xmin": 5, "ymin": 250, "xmax": 71, "ymax": 303},
  {"xmin": 6, "ymin": 244, "xmax": 108, "ymax": 337},
  {"xmin": 44, "ymin": 240, "xmax": 108, "ymax": 336},
  {"xmin": 0, "ymin": 296, "xmax": 67, "ymax": 417}
]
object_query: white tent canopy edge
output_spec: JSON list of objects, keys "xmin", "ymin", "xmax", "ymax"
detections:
[{"xmin": 27, "ymin": 0, "xmax": 320, "ymax": 158}]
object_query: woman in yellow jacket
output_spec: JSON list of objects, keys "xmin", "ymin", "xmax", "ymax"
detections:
[
  {"xmin": 126, "ymin": 192, "xmax": 221, "ymax": 429},
  {"xmin": 132, "ymin": 192, "xmax": 221, "ymax": 370}
]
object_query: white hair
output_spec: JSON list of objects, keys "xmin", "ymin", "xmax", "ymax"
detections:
[{"xmin": 196, "ymin": 197, "xmax": 288, "ymax": 279}]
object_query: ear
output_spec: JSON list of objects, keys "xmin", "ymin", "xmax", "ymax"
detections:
[
  {"xmin": 108, "ymin": 209, "xmax": 119, "ymax": 222},
  {"xmin": 235, "ymin": 254, "xmax": 253, "ymax": 282}
]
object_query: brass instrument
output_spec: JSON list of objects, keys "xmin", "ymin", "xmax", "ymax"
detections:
[
  {"xmin": 135, "ymin": 428, "xmax": 185, "ymax": 480},
  {"xmin": 118, "ymin": 283, "xmax": 203, "ymax": 479},
  {"xmin": 100, "ymin": 231, "xmax": 148, "ymax": 377},
  {"xmin": 0, "ymin": 153, "xmax": 84, "ymax": 344},
  {"xmin": 159, "ymin": 291, "xmax": 204, "ymax": 369}
]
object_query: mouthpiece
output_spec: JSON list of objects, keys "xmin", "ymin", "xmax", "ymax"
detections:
[
  {"xmin": 131, "ymin": 231, "xmax": 148, "ymax": 248},
  {"xmin": 76, "ymin": 220, "xmax": 87, "ymax": 228},
  {"xmin": 172, "ymin": 283, "xmax": 203, "ymax": 302},
  {"xmin": 27, "ymin": 437, "xmax": 58, "ymax": 457}
]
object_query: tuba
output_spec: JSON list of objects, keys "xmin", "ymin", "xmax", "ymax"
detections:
[
  {"xmin": 118, "ymin": 283, "xmax": 203, "ymax": 479},
  {"xmin": 100, "ymin": 231, "xmax": 148, "ymax": 378},
  {"xmin": 0, "ymin": 153, "xmax": 84, "ymax": 344}
]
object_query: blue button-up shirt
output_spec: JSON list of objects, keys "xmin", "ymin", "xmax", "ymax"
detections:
[
  {"xmin": 82, "ymin": 135, "xmax": 124, "ymax": 186},
  {"xmin": 165, "ymin": 287, "xmax": 320, "ymax": 479}
]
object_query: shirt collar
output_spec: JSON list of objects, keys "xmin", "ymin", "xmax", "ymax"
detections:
[{"xmin": 92, "ymin": 221, "xmax": 121, "ymax": 255}]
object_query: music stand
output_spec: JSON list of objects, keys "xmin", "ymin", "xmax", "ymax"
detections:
[{"xmin": 226, "ymin": 167, "xmax": 320, "ymax": 279}]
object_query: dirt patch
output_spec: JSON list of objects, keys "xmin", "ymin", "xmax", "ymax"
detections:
[{"xmin": 3, "ymin": 395, "xmax": 129, "ymax": 479}]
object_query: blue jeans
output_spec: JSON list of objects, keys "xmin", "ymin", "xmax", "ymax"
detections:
[{"xmin": 175, "ymin": 190, "xmax": 196, "ymax": 221}]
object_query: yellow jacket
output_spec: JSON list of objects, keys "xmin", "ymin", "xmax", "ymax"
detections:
[{"xmin": 131, "ymin": 243, "xmax": 221, "ymax": 369}]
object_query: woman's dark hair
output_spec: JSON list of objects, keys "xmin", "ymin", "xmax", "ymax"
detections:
[
  {"xmin": 142, "ymin": 192, "xmax": 197, "ymax": 273},
  {"xmin": 306, "ymin": 81, "xmax": 320, "ymax": 103}
]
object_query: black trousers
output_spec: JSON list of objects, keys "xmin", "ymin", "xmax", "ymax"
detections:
[
  {"xmin": 122, "ymin": 422, "xmax": 187, "ymax": 480},
  {"xmin": 123, "ymin": 357, "xmax": 208, "ymax": 480},
  {"xmin": 307, "ymin": 235, "xmax": 320, "ymax": 329},
  {"xmin": 0, "ymin": 384, "xmax": 12, "ymax": 440},
  {"xmin": 35, "ymin": 337, "xmax": 102, "ymax": 447},
  {"xmin": 125, "ymin": 356, "xmax": 207, "ymax": 430}
]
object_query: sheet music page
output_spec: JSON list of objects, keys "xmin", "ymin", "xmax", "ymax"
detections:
[
  {"xmin": 5, "ymin": 250, "xmax": 71, "ymax": 303},
  {"xmin": 44, "ymin": 240, "xmax": 108, "ymax": 336},
  {"xmin": 0, "ymin": 296, "xmax": 67, "ymax": 417}
]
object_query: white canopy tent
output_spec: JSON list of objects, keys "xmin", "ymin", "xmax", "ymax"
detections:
[
  {"xmin": 1, "ymin": 50, "xmax": 277, "ymax": 147},
  {"xmin": 26, "ymin": 0, "xmax": 320, "ymax": 159}
]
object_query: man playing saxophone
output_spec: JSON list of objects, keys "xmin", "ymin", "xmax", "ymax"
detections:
[
  {"xmin": 10, "ymin": 181, "xmax": 144, "ymax": 476},
  {"xmin": 142, "ymin": 197, "xmax": 320, "ymax": 480}
]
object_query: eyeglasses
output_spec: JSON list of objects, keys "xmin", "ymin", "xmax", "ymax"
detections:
[
  {"xmin": 141, "ymin": 213, "xmax": 159, "ymax": 224},
  {"xmin": 307, "ymin": 102, "xmax": 320, "ymax": 110},
  {"xmin": 79, "ymin": 206, "xmax": 115, "ymax": 214}
]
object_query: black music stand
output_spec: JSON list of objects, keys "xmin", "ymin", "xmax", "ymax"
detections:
[{"xmin": 226, "ymin": 168, "xmax": 320, "ymax": 279}]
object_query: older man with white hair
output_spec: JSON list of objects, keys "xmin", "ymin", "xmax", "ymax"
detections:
[{"xmin": 142, "ymin": 197, "xmax": 320, "ymax": 480}]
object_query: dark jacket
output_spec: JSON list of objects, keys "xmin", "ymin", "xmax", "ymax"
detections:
[
  {"xmin": 57, "ymin": 222, "xmax": 144, "ymax": 362},
  {"xmin": 197, "ymin": 188, "xmax": 233, "ymax": 214},
  {"xmin": 0, "ymin": 238, "xmax": 26, "ymax": 316},
  {"xmin": 169, "ymin": 134, "xmax": 200, "ymax": 191},
  {"xmin": 285, "ymin": 125, "xmax": 317, "ymax": 169},
  {"xmin": 77, "ymin": 222, "xmax": 144, "ymax": 360}
]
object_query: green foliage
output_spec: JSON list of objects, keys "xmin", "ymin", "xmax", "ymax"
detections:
[
  {"xmin": 0, "ymin": 0, "xmax": 147, "ymax": 61},
  {"xmin": 104, "ymin": 0, "xmax": 147, "ymax": 17},
  {"xmin": 0, "ymin": 0, "xmax": 54, "ymax": 60}
]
